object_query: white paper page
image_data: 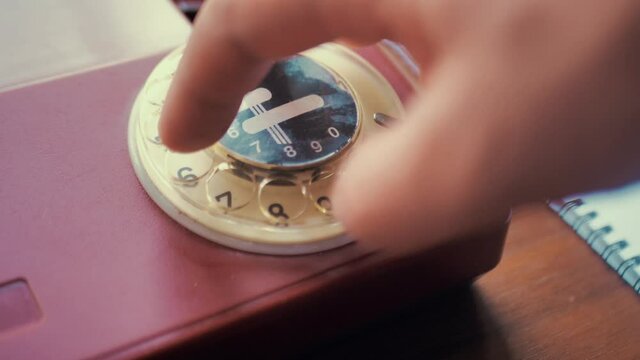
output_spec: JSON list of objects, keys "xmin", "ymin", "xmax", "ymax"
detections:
[{"xmin": 563, "ymin": 182, "xmax": 640, "ymax": 290}]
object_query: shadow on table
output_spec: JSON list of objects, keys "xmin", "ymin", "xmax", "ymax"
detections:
[{"xmin": 298, "ymin": 284, "xmax": 512, "ymax": 360}]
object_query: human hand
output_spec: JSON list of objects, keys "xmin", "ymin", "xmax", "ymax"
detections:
[{"xmin": 160, "ymin": 0, "xmax": 640, "ymax": 252}]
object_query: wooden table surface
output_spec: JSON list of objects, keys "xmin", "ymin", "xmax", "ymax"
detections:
[{"xmin": 302, "ymin": 204, "xmax": 640, "ymax": 359}]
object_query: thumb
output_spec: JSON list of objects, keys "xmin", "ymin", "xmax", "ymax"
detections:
[{"xmin": 332, "ymin": 58, "xmax": 512, "ymax": 253}]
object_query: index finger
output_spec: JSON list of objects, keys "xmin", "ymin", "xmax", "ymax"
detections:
[{"xmin": 159, "ymin": 0, "xmax": 423, "ymax": 152}]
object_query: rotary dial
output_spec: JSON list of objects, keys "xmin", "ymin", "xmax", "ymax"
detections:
[{"xmin": 128, "ymin": 44, "xmax": 405, "ymax": 254}]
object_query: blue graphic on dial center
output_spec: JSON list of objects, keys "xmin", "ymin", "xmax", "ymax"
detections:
[{"xmin": 220, "ymin": 55, "xmax": 358, "ymax": 168}]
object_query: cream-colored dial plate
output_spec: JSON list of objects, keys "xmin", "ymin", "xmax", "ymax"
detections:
[{"xmin": 128, "ymin": 44, "xmax": 404, "ymax": 255}]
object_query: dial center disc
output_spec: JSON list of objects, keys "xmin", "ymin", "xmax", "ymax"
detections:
[{"xmin": 219, "ymin": 55, "xmax": 359, "ymax": 169}]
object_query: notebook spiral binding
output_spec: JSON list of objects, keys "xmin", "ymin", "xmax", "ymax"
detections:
[{"xmin": 554, "ymin": 199, "xmax": 640, "ymax": 294}]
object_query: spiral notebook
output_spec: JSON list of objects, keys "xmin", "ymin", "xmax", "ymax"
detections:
[{"xmin": 549, "ymin": 182, "xmax": 640, "ymax": 294}]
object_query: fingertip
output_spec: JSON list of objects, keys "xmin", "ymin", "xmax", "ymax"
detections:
[
  {"xmin": 159, "ymin": 122, "xmax": 217, "ymax": 153},
  {"xmin": 158, "ymin": 111, "xmax": 218, "ymax": 153},
  {"xmin": 159, "ymin": 90, "xmax": 238, "ymax": 152}
]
